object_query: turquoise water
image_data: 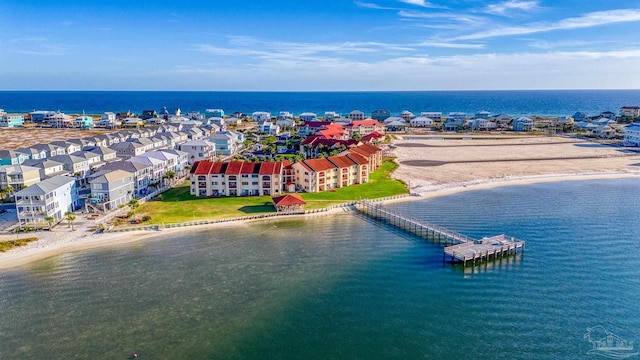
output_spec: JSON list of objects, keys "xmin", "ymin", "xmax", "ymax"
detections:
[{"xmin": 1, "ymin": 179, "xmax": 640, "ymax": 359}]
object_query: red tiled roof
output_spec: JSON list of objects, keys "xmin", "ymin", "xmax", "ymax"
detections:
[
  {"xmin": 259, "ymin": 162, "xmax": 276, "ymax": 175},
  {"xmin": 225, "ymin": 161, "xmax": 243, "ymax": 174},
  {"xmin": 351, "ymin": 119, "xmax": 381, "ymax": 127},
  {"xmin": 272, "ymin": 193, "xmax": 306, "ymax": 206},
  {"xmin": 328, "ymin": 155, "xmax": 356, "ymax": 168},
  {"xmin": 345, "ymin": 152, "xmax": 369, "ymax": 165},
  {"xmin": 302, "ymin": 121, "xmax": 332, "ymax": 128},
  {"xmin": 303, "ymin": 158, "xmax": 337, "ymax": 172},
  {"xmin": 240, "ymin": 162, "xmax": 257, "ymax": 174}
]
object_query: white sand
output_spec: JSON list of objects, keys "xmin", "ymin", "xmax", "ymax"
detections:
[{"xmin": 2, "ymin": 134, "xmax": 639, "ymax": 270}]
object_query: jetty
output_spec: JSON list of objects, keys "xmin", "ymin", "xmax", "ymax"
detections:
[{"xmin": 356, "ymin": 201, "xmax": 525, "ymax": 266}]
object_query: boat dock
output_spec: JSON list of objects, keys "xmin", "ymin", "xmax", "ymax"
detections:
[{"xmin": 356, "ymin": 201, "xmax": 525, "ymax": 266}]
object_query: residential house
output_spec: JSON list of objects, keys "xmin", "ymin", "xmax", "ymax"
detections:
[
  {"xmin": 324, "ymin": 111, "xmax": 340, "ymax": 121},
  {"xmin": 208, "ymin": 117, "xmax": 225, "ymax": 128},
  {"xmin": 348, "ymin": 119, "xmax": 385, "ymax": 137},
  {"xmin": 15, "ymin": 147, "xmax": 47, "ymax": 161},
  {"xmin": 0, "ymin": 164, "xmax": 41, "ymax": 191},
  {"xmin": 89, "ymin": 169, "xmax": 135, "ymax": 212},
  {"xmin": 421, "ymin": 112, "xmax": 442, "ymax": 122},
  {"xmin": 177, "ymin": 139, "xmax": 217, "ymax": 164},
  {"xmin": 475, "ymin": 110, "xmax": 492, "ymax": 119},
  {"xmin": 623, "ymin": 123, "xmax": 640, "ymax": 146},
  {"xmin": 98, "ymin": 160, "xmax": 152, "ymax": 196},
  {"xmin": 491, "ymin": 114, "xmax": 513, "ymax": 129},
  {"xmin": 371, "ymin": 109, "xmax": 390, "ymax": 121},
  {"xmin": 0, "ymin": 150, "xmax": 29, "ymax": 165},
  {"xmin": 15, "ymin": 175, "xmax": 79, "ymax": 226},
  {"xmin": 50, "ymin": 141, "xmax": 82, "ymax": 155},
  {"xmin": 0, "ymin": 111, "xmax": 24, "ymax": 127},
  {"xmin": 84, "ymin": 146, "xmax": 118, "ymax": 163},
  {"xmin": 189, "ymin": 160, "xmax": 285, "ymax": 197},
  {"xmin": 410, "ymin": 116, "xmax": 434, "ymax": 128},
  {"xmin": 299, "ymin": 121, "xmax": 332, "ymax": 137},
  {"xmin": 74, "ymin": 115, "xmax": 94, "ymax": 129},
  {"xmin": 209, "ymin": 132, "xmax": 238, "ymax": 156},
  {"xmin": 299, "ymin": 112, "xmax": 318, "ymax": 122},
  {"xmin": 49, "ymin": 154, "xmax": 91, "ymax": 181},
  {"xmin": 29, "ymin": 110, "xmax": 56, "ymax": 124},
  {"xmin": 252, "ymin": 111, "xmax": 271, "ymax": 123},
  {"xmin": 573, "ymin": 112, "xmax": 589, "ymax": 121},
  {"xmin": 348, "ymin": 110, "xmax": 365, "ymax": 121},
  {"xmin": 400, "ymin": 110, "xmax": 415, "ymax": 121},
  {"xmin": 31, "ymin": 143, "xmax": 66, "ymax": 158},
  {"xmin": 620, "ymin": 106, "xmax": 640, "ymax": 118},
  {"xmin": 22, "ymin": 159, "xmax": 67, "ymax": 179},
  {"xmin": 206, "ymin": 109, "xmax": 225, "ymax": 118},
  {"xmin": 513, "ymin": 117, "xmax": 534, "ymax": 131},
  {"xmin": 276, "ymin": 111, "xmax": 295, "ymax": 128},
  {"xmin": 445, "ymin": 113, "xmax": 466, "ymax": 131},
  {"xmin": 386, "ymin": 119, "xmax": 407, "ymax": 132},
  {"xmin": 260, "ymin": 121, "xmax": 280, "ymax": 135},
  {"xmin": 110, "ymin": 141, "xmax": 147, "ymax": 159}
]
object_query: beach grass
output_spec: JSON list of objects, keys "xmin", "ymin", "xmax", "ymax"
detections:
[
  {"xmin": 0, "ymin": 237, "xmax": 38, "ymax": 252},
  {"xmin": 134, "ymin": 160, "xmax": 408, "ymax": 224}
]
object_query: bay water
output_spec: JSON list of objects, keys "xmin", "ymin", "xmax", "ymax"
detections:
[{"xmin": 1, "ymin": 178, "xmax": 639, "ymax": 359}]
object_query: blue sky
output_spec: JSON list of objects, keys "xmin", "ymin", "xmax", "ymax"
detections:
[{"xmin": 1, "ymin": 0, "xmax": 640, "ymax": 90}]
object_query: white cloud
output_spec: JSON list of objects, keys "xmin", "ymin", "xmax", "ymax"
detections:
[
  {"xmin": 484, "ymin": 0, "xmax": 539, "ymax": 15},
  {"xmin": 398, "ymin": 10, "xmax": 484, "ymax": 23},
  {"xmin": 398, "ymin": 0, "xmax": 440, "ymax": 8},
  {"xmin": 354, "ymin": 1, "xmax": 397, "ymax": 10},
  {"xmin": 456, "ymin": 9, "xmax": 640, "ymax": 40}
]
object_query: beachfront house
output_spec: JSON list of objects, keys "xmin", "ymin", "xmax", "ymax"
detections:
[
  {"xmin": 410, "ymin": 116, "xmax": 434, "ymax": 128},
  {"xmin": 445, "ymin": 112, "xmax": 466, "ymax": 131},
  {"xmin": 513, "ymin": 117, "xmax": 534, "ymax": 131},
  {"xmin": 0, "ymin": 164, "xmax": 41, "ymax": 191},
  {"xmin": 299, "ymin": 112, "xmax": 317, "ymax": 122},
  {"xmin": 0, "ymin": 112, "xmax": 24, "ymax": 128},
  {"xmin": 371, "ymin": 109, "xmax": 391, "ymax": 121},
  {"xmin": 177, "ymin": 139, "xmax": 217, "ymax": 165},
  {"xmin": 189, "ymin": 160, "xmax": 286, "ymax": 197},
  {"xmin": 348, "ymin": 110, "xmax": 365, "ymax": 121},
  {"xmin": 620, "ymin": 106, "xmax": 640, "ymax": 118},
  {"xmin": 252, "ymin": 111, "xmax": 271, "ymax": 123},
  {"xmin": 386, "ymin": 119, "xmax": 408, "ymax": 132},
  {"xmin": 15, "ymin": 175, "xmax": 79, "ymax": 227},
  {"xmin": 89, "ymin": 169, "xmax": 135, "ymax": 212},
  {"xmin": 421, "ymin": 112, "xmax": 442, "ymax": 122},
  {"xmin": 623, "ymin": 123, "xmax": 640, "ymax": 146},
  {"xmin": 401, "ymin": 110, "xmax": 415, "ymax": 121}
]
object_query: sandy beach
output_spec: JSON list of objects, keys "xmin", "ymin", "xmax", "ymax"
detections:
[{"xmin": 1, "ymin": 134, "xmax": 639, "ymax": 270}]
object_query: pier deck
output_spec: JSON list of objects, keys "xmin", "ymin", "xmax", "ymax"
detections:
[{"xmin": 356, "ymin": 201, "xmax": 525, "ymax": 266}]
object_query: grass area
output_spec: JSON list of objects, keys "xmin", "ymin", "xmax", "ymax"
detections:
[
  {"xmin": 0, "ymin": 237, "xmax": 38, "ymax": 252},
  {"xmin": 133, "ymin": 160, "xmax": 408, "ymax": 224}
]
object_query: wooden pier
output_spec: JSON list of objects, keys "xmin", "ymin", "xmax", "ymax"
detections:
[{"xmin": 356, "ymin": 201, "xmax": 525, "ymax": 266}]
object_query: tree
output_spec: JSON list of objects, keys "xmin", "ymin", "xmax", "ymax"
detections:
[
  {"xmin": 128, "ymin": 198, "xmax": 139, "ymax": 209},
  {"xmin": 163, "ymin": 171, "xmax": 177, "ymax": 186},
  {"xmin": 44, "ymin": 216, "xmax": 55, "ymax": 230},
  {"xmin": 65, "ymin": 211, "xmax": 76, "ymax": 231},
  {"xmin": 5, "ymin": 185, "xmax": 14, "ymax": 197}
]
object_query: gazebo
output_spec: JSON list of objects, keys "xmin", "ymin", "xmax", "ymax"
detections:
[{"xmin": 272, "ymin": 194, "xmax": 307, "ymax": 213}]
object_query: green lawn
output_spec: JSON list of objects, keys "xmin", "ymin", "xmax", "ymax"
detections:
[{"xmin": 134, "ymin": 160, "xmax": 408, "ymax": 224}]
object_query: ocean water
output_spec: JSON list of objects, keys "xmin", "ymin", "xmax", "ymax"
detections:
[
  {"xmin": 1, "ymin": 90, "xmax": 639, "ymax": 118},
  {"xmin": 1, "ymin": 178, "xmax": 639, "ymax": 359}
]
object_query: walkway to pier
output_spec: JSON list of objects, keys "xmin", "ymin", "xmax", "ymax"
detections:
[{"xmin": 355, "ymin": 201, "xmax": 525, "ymax": 266}]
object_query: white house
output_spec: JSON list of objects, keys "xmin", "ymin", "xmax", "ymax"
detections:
[
  {"xmin": 623, "ymin": 123, "xmax": 640, "ymax": 146},
  {"xmin": 421, "ymin": 112, "xmax": 442, "ymax": 122},
  {"xmin": 260, "ymin": 121, "xmax": 280, "ymax": 135},
  {"xmin": 513, "ymin": 117, "xmax": 534, "ymax": 131},
  {"xmin": 276, "ymin": 111, "xmax": 295, "ymax": 128},
  {"xmin": 400, "ymin": 110, "xmax": 415, "ymax": 121},
  {"xmin": 15, "ymin": 175, "xmax": 79, "ymax": 226},
  {"xmin": 410, "ymin": 116, "xmax": 434, "ymax": 128},
  {"xmin": 177, "ymin": 139, "xmax": 217, "ymax": 164},
  {"xmin": 299, "ymin": 112, "xmax": 317, "ymax": 122},
  {"xmin": 252, "ymin": 111, "xmax": 271, "ymax": 123}
]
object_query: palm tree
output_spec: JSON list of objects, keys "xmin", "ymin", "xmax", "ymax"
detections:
[
  {"xmin": 65, "ymin": 211, "xmax": 76, "ymax": 231},
  {"xmin": 5, "ymin": 185, "xmax": 14, "ymax": 199},
  {"xmin": 44, "ymin": 216, "xmax": 55, "ymax": 230},
  {"xmin": 163, "ymin": 171, "xmax": 176, "ymax": 186}
]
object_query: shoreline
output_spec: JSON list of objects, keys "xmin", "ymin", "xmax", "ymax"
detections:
[{"xmin": 1, "ymin": 170, "xmax": 639, "ymax": 270}]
